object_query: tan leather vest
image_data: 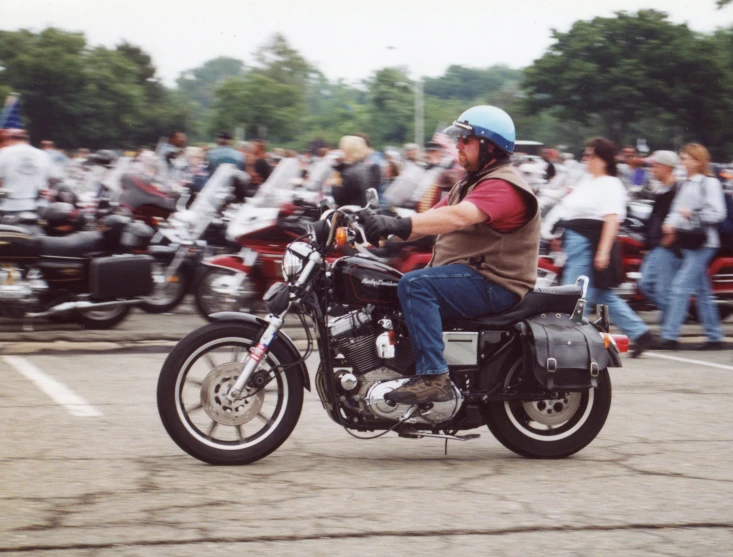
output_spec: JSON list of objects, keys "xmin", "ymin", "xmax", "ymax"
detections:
[{"xmin": 429, "ymin": 163, "xmax": 540, "ymax": 297}]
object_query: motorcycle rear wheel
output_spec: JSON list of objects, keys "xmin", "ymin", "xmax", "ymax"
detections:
[
  {"xmin": 75, "ymin": 305, "xmax": 131, "ymax": 329},
  {"xmin": 482, "ymin": 359, "xmax": 612, "ymax": 459},
  {"xmin": 140, "ymin": 263, "xmax": 189, "ymax": 314},
  {"xmin": 157, "ymin": 321, "xmax": 304, "ymax": 465}
]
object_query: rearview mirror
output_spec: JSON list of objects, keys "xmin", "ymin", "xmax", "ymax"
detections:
[{"xmin": 365, "ymin": 188, "xmax": 379, "ymax": 210}]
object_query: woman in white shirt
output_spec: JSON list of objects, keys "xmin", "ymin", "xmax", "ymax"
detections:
[{"xmin": 558, "ymin": 138, "xmax": 652, "ymax": 357}]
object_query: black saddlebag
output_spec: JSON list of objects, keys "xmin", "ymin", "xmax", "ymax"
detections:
[
  {"xmin": 519, "ymin": 313, "xmax": 610, "ymax": 391},
  {"xmin": 89, "ymin": 255, "xmax": 153, "ymax": 300}
]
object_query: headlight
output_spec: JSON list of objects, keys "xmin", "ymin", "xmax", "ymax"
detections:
[{"xmin": 282, "ymin": 241, "xmax": 314, "ymax": 280}]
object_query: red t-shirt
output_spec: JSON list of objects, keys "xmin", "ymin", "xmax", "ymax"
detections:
[{"xmin": 433, "ymin": 179, "xmax": 531, "ymax": 232}]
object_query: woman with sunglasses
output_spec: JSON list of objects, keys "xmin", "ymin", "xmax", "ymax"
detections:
[{"xmin": 557, "ymin": 138, "xmax": 652, "ymax": 357}]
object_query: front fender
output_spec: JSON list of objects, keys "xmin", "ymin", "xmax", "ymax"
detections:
[{"xmin": 209, "ymin": 311, "xmax": 310, "ymax": 391}]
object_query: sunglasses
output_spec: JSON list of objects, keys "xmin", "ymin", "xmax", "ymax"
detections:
[{"xmin": 456, "ymin": 136, "xmax": 474, "ymax": 145}]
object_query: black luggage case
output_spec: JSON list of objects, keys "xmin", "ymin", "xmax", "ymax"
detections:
[{"xmin": 89, "ymin": 255, "xmax": 153, "ymax": 300}]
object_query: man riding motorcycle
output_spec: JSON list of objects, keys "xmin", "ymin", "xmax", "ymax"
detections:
[{"xmin": 361, "ymin": 105, "xmax": 540, "ymax": 405}]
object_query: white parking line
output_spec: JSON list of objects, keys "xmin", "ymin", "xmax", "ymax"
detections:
[
  {"xmin": 3, "ymin": 356, "xmax": 102, "ymax": 417},
  {"xmin": 645, "ymin": 352, "xmax": 733, "ymax": 371}
]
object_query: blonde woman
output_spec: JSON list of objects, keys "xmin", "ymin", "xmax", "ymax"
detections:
[
  {"xmin": 658, "ymin": 143, "xmax": 727, "ymax": 350},
  {"xmin": 331, "ymin": 135, "xmax": 371, "ymax": 207}
]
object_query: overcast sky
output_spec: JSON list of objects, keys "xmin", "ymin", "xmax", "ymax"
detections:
[{"xmin": 2, "ymin": 0, "xmax": 731, "ymax": 86}]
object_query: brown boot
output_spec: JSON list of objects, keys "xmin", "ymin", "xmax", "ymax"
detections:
[{"xmin": 384, "ymin": 373, "xmax": 454, "ymax": 405}]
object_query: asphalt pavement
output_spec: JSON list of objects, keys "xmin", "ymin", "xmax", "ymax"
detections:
[
  {"xmin": 0, "ymin": 303, "xmax": 731, "ymax": 555},
  {"xmin": 0, "ymin": 301, "xmax": 730, "ymax": 355}
]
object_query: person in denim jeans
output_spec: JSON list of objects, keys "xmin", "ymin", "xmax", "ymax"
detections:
[
  {"xmin": 360, "ymin": 105, "xmax": 539, "ymax": 405},
  {"xmin": 657, "ymin": 143, "xmax": 727, "ymax": 350},
  {"xmin": 556, "ymin": 138, "xmax": 652, "ymax": 357},
  {"xmin": 637, "ymin": 151, "xmax": 682, "ymax": 317}
]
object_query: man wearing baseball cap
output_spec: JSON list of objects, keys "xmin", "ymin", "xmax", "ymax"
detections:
[{"xmin": 638, "ymin": 150, "xmax": 682, "ymax": 320}]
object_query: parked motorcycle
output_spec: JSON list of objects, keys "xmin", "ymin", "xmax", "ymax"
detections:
[
  {"xmin": 0, "ymin": 214, "xmax": 155, "ymax": 329},
  {"xmin": 157, "ymin": 188, "xmax": 627, "ymax": 465},
  {"xmin": 192, "ymin": 159, "xmax": 325, "ymax": 318},
  {"xmin": 140, "ymin": 165, "xmax": 247, "ymax": 313}
]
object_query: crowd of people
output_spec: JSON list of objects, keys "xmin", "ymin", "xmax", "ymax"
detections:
[{"xmin": 0, "ymin": 119, "xmax": 731, "ymax": 354}]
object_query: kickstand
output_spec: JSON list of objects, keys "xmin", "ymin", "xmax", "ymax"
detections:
[{"xmin": 444, "ymin": 438, "xmax": 448, "ymax": 456}]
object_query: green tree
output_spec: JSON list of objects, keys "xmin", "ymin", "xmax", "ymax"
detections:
[
  {"xmin": 252, "ymin": 33, "xmax": 314, "ymax": 87},
  {"xmin": 0, "ymin": 28, "xmax": 88, "ymax": 146},
  {"xmin": 0, "ymin": 28, "xmax": 188, "ymax": 149},
  {"xmin": 209, "ymin": 73, "xmax": 303, "ymax": 142},
  {"xmin": 424, "ymin": 65, "xmax": 523, "ymax": 101},
  {"xmin": 176, "ymin": 56, "xmax": 246, "ymax": 109},
  {"xmin": 522, "ymin": 10, "xmax": 731, "ymax": 151},
  {"xmin": 364, "ymin": 67, "xmax": 415, "ymax": 146},
  {"xmin": 116, "ymin": 41, "xmax": 166, "ymax": 103}
]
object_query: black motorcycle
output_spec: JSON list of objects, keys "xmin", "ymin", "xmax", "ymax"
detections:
[
  {"xmin": 0, "ymin": 215, "xmax": 155, "ymax": 329},
  {"xmin": 157, "ymin": 190, "xmax": 628, "ymax": 465}
]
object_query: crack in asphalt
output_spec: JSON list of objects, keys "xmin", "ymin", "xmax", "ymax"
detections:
[{"xmin": 0, "ymin": 522, "xmax": 731, "ymax": 553}]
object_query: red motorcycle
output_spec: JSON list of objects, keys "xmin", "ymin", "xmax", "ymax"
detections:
[{"xmin": 193, "ymin": 201, "xmax": 439, "ymax": 320}]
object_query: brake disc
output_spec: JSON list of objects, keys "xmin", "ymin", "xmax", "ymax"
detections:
[{"xmin": 200, "ymin": 362, "xmax": 264, "ymax": 427}]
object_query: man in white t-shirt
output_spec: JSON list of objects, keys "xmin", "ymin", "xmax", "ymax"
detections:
[{"xmin": 0, "ymin": 130, "xmax": 60, "ymax": 212}]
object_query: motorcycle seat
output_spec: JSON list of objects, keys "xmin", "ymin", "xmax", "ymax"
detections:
[
  {"xmin": 445, "ymin": 284, "xmax": 582, "ymax": 328},
  {"xmin": 39, "ymin": 231, "xmax": 107, "ymax": 257}
]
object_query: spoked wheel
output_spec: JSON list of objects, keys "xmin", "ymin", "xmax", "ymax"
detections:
[
  {"xmin": 482, "ymin": 359, "xmax": 612, "ymax": 458},
  {"xmin": 140, "ymin": 262, "xmax": 189, "ymax": 314},
  {"xmin": 75, "ymin": 304, "xmax": 131, "ymax": 329},
  {"xmin": 157, "ymin": 322, "xmax": 304, "ymax": 465},
  {"xmin": 194, "ymin": 268, "xmax": 260, "ymax": 321}
]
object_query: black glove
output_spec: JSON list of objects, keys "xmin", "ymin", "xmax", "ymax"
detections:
[{"xmin": 360, "ymin": 212, "xmax": 412, "ymax": 245}]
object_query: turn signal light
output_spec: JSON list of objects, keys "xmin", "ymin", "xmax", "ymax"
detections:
[
  {"xmin": 601, "ymin": 333, "xmax": 629, "ymax": 353},
  {"xmin": 335, "ymin": 227, "xmax": 348, "ymax": 246}
]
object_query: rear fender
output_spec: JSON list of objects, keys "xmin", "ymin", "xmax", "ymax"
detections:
[{"xmin": 209, "ymin": 311, "xmax": 310, "ymax": 391}]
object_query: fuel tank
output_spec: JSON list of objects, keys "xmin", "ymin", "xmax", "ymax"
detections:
[
  {"xmin": 331, "ymin": 256, "xmax": 402, "ymax": 306},
  {"xmin": 0, "ymin": 225, "xmax": 40, "ymax": 261}
]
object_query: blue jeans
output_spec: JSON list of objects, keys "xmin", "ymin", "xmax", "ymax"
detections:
[
  {"xmin": 638, "ymin": 247, "xmax": 681, "ymax": 314},
  {"xmin": 398, "ymin": 264, "xmax": 519, "ymax": 375},
  {"xmin": 661, "ymin": 247, "xmax": 723, "ymax": 342},
  {"xmin": 562, "ymin": 230, "xmax": 649, "ymax": 341}
]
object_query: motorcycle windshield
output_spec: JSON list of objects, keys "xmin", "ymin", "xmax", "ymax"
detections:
[
  {"xmin": 187, "ymin": 164, "xmax": 238, "ymax": 218},
  {"xmin": 251, "ymin": 158, "xmax": 303, "ymax": 207},
  {"xmin": 303, "ymin": 152, "xmax": 340, "ymax": 192},
  {"xmin": 382, "ymin": 163, "xmax": 425, "ymax": 207},
  {"xmin": 100, "ymin": 157, "xmax": 131, "ymax": 194}
]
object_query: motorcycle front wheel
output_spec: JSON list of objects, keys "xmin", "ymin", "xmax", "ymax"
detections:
[
  {"xmin": 482, "ymin": 359, "xmax": 612, "ymax": 459},
  {"xmin": 157, "ymin": 321, "xmax": 304, "ymax": 465},
  {"xmin": 194, "ymin": 267, "xmax": 259, "ymax": 321}
]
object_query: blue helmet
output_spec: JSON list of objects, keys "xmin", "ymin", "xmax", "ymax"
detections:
[{"xmin": 443, "ymin": 105, "xmax": 516, "ymax": 154}]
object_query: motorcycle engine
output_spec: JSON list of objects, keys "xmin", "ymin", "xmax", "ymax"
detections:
[
  {"xmin": 327, "ymin": 309, "xmax": 461, "ymax": 425},
  {"xmin": 328, "ymin": 309, "xmax": 414, "ymax": 376},
  {"xmin": 0, "ymin": 267, "xmax": 46, "ymax": 317}
]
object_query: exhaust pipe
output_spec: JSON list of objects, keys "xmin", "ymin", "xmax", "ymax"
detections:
[{"xmin": 26, "ymin": 298, "xmax": 142, "ymax": 319}]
